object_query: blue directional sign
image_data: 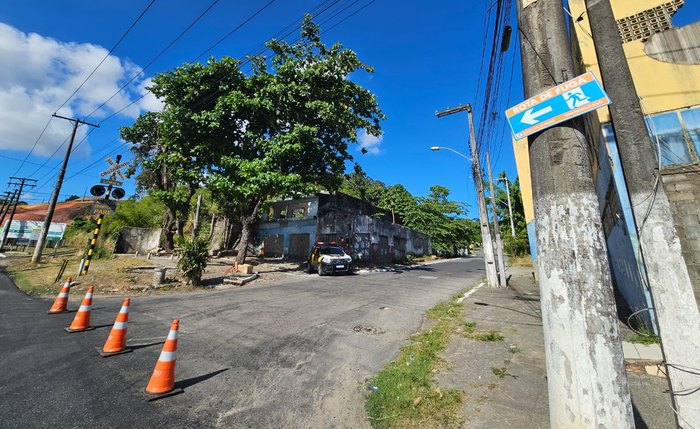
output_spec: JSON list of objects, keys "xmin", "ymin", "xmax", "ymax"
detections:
[{"xmin": 505, "ymin": 71, "xmax": 611, "ymax": 140}]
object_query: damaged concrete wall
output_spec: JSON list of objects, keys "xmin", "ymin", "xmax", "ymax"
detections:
[
  {"xmin": 258, "ymin": 218, "xmax": 317, "ymax": 258},
  {"xmin": 115, "ymin": 227, "xmax": 161, "ymax": 254},
  {"xmin": 318, "ymin": 212, "xmax": 430, "ymax": 263}
]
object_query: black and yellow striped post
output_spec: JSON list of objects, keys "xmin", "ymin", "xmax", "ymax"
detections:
[
  {"xmin": 81, "ymin": 214, "xmax": 105, "ymax": 275},
  {"xmin": 81, "ymin": 154, "xmax": 121, "ymax": 276}
]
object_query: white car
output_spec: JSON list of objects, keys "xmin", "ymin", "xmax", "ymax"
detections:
[{"xmin": 306, "ymin": 242, "xmax": 352, "ymax": 276}]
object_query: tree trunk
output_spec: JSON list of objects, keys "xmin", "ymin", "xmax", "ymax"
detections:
[
  {"xmin": 235, "ymin": 197, "xmax": 264, "ymax": 264},
  {"xmin": 163, "ymin": 207, "xmax": 177, "ymax": 251}
]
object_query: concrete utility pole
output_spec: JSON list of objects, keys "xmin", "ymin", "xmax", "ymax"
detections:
[
  {"xmin": 0, "ymin": 178, "xmax": 38, "ymax": 252},
  {"xmin": 516, "ymin": 0, "xmax": 633, "ymax": 426},
  {"xmin": 32, "ymin": 115, "xmax": 98, "ymax": 263},
  {"xmin": 497, "ymin": 176, "xmax": 516, "ymax": 237},
  {"xmin": 584, "ymin": 0, "xmax": 700, "ymax": 424},
  {"xmin": 436, "ymin": 105, "xmax": 499, "ymax": 287},
  {"xmin": 486, "ymin": 152, "xmax": 507, "ymax": 286}
]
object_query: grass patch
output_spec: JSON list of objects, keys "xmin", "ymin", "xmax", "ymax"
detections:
[
  {"xmin": 628, "ymin": 327, "xmax": 660, "ymax": 345},
  {"xmin": 365, "ymin": 295, "xmax": 466, "ymax": 428},
  {"xmin": 462, "ymin": 321, "xmax": 504, "ymax": 342},
  {"xmin": 507, "ymin": 255, "xmax": 532, "ymax": 267},
  {"xmin": 491, "ymin": 366, "xmax": 517, "ymax": 379}
]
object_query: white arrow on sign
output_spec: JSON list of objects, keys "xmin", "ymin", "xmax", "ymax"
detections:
[{"xmin": 521, "ymin": 106, "xmax": 553, "ymax": 125}]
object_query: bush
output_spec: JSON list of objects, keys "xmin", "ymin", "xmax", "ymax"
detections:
[
  {"xmin": 503, "ymin": 228, "xmax": 530, "ymax": 257},
  {"xmin": 177, "ymin": 237, "xmax": 209, "ymax": 286}
]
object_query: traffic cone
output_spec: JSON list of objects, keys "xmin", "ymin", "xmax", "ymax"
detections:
[
  {"xmin": 145, "ymin": 319, "xmax": 183, "ymax": 401},
  {"xmin": 48, "ymin": 278, "xmax": 72, "ymax": 314},
  {"xmin": 98, "ymin": 297, "xmax": 132, "ymax": 357},
  {"xmin": 65, "ymin": 286, "xmax": 95, "ymax": 333}
]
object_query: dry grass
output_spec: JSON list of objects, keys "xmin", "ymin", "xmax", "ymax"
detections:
[
  {"xmin": 2, "ymin": 250, "xmax": 192, "ymax": 297},
  {"xmin": 507, "ymin": 255, "xmax": 533, "ymax": 267}
]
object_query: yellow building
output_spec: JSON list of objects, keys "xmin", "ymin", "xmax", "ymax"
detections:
[{"xmin": 513, "ymin": 0, "xmax": 700, "ymax": 316}]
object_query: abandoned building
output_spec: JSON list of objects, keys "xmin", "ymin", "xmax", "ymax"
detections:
[{"xmin": 257, "ymin": 192, "xmax": 431, "ymax": 263}]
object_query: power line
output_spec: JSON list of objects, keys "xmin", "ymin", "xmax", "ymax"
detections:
[
  {"xmin": 11, "ymin": 0, "xmax": 158, "ymax": 177},
  {"xmin": 85, "ymin": 0, "xmax": 223, "ymax": 120}
]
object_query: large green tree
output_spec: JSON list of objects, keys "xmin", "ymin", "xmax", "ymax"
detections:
[{"xmin": 127, "ymin": 16, "xmax": 384, "ymax": 262}]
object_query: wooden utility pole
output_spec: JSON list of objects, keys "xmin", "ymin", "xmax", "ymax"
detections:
[
  {"xmin": 436, "ymin": 105, "xmax": 499, "ymax": 287},
  {"xmin": 486, "ymin": 152, "xmax": 507, "ymax": 286},
  {"xmin": 584, "ymin": 0, "xmax": 700, "ymax": 424},
  {"xmin": 516, "ymin": 0, "xmax": 633, "ymax": 426},
  {"xmin": 32, "ymin": 115, "xmax": 98, "ymax": 263},
  {"xmin": 0, "ymin": 178, "xmax": 37, "ymax": 252},
  {"xmin": 0, "ymin": 190, "xmax": 18, "ymax": 227}
]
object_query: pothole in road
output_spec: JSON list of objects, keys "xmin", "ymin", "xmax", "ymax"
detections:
[{"xmin": 353, "ymin": 324, "xmax": 384, "ymax": 335}]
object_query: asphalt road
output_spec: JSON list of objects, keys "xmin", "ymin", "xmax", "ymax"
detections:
[{"xmin": 0, "ymin": 257, "xmax": 486, "ymax": 429}]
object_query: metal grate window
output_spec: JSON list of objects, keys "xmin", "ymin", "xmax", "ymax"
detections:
[{"xmin": 616, "ymin": 0, "xmax": 684, "ymax": 43}]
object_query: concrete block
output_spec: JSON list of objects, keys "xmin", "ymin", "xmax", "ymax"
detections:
[
  {"xmin": 238, "ymin": 264, "xmax": 254, "ymax": 274},
  {"xmin": 645, "ymin": 365, "xmax": 667, "ymax": 378}
]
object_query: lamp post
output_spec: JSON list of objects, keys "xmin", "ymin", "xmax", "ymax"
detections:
[
  {"xmin": 430, "ymin": 104, "xmax": 500, "ymax": 288},
  {"xmin": 496, "ymin": 176, "xmax": 516, "ymax": 237}
]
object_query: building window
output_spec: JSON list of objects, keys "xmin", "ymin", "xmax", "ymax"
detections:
[{"xmin": 644, "ymin": 106, "xmax": 700, "ymax": 166}]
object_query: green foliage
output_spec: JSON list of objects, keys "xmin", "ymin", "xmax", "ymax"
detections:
[
  {"xmin": 123, "ymin": 15, "xmax": 384, "ymax": 260},
  {"xmin": 502, "ymin": 227, "xmax": 530, "ymax": 257},
  {"xmin": 177, "ymin": 237, "xmax": 210, "ymax": 286},
  {"xmin": 63, "ymin": 195, "xmax": 81, "ymax": 202},
  {"xmin": 102, "ymin": 196, "xmax": 165, "ymax": 239}
]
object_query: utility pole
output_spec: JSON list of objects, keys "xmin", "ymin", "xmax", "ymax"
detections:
[
  {"xmin": 584, "ymin": 0, "xmax": 700, "ymax": 424},
  {"xmin": 32, "ymin": 115, "xmax": 98, "ymax": 263},
  {"xmin": 0, "ymin": 189, "xmax": 19, "ymax": 232},
  {"xmin": 497, "ymin": 176, "xmax": 516, "ymax": 237},
  {"xmin": 486, "ymin": 152, "xmax": 507, "ymax": 286},
  {"xmin": 435, "ymin": 105, "xmax": 499, "ymax": 287},
  {"xmin": 516, "ymin": 0, "xmax": 633, "ymax": 426},
  {"xmin": 0, "ymin": 178, "xmax": 38, "ymax": 252}
]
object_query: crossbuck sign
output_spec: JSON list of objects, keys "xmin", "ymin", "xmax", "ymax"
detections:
[{"xmin": 505, "ymin": 71, "xmax": 611, "ymax": 140}]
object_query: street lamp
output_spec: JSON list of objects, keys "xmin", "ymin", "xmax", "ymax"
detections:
[
  {"xmin": 430, "ymin": 104, "xmax": 500, "ymax": 287},
  {"xmin": 496, "ymin": 177, "xmax": 516, "ymax": 237},
  {"xmin": 430, "ymin": 146, "xmax": 473, "ymax": 162}
]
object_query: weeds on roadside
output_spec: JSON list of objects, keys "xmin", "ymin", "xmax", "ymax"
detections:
[
  {"xmin": 365, "ymin": 295, "xmax": 466, "ymax": 428},
  {"xmin": 462, "ymin": 321, "xmax": 504, "ymax": 342}
]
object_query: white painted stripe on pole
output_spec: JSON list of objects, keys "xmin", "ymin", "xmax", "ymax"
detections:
[
  {"xmin": 119, "ymin": 306, "xmax": 129, "ymax": 314},
  {"xmin": 85, "ymin": 293, "xmax": 93, "ymax": 299},
  {"xmin": 113, "ymin": 321, "xmax": 127, "ymax": 330},
  {"xmin": 159, "ymin": 350, "xmax": 176, "ymax": 362},
  {"xmin": 166, "ymin": 330, "xmax": 178, "ymax": 340},
  {"xmin": 58, "ymin": 292, "xmax": 68, "ymax": 298},
  {"xmin": 78, "ymin": 305, "xmax": 91, "ymax": 312}
]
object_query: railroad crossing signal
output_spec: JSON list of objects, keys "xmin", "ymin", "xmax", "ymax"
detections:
[{"xmin": 100, "ymin": 157, "xmax": 130, "ymax": 180}]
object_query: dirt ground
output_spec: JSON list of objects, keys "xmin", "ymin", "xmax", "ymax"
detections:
[{"xmin": 0, "ymin": 248, "xmax": 308, "ymax": 298}]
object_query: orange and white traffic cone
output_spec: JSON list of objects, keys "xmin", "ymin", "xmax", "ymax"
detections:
[
  {"xmin": 48, "ymin": 277, "xmax": 72, "ymax": 314},
  {"xmin": 65, "ymin": 286, "xmax": 95, "ymax": 333},
  {"xmin": 145, "ymin": 319, "xmax": 183, "ymax": 401},
  {"xmin": 98, "ymin": 297, "xmax": 132, "ymax": 357}
]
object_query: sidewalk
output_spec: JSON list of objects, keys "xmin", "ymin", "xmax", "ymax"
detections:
[{"xmin": 434, "ymin": 266, "xmax": 676, "ymax": 428}]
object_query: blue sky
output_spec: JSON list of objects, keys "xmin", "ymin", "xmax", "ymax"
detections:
[{"xmin": 0, "ymin": 1, "xmax": 697, "ymax": 217}]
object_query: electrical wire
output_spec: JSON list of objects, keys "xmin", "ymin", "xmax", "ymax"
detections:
[
  {"xmin": 85, "ymin": 0, "xmax": 223, "ymax": 120},
  {"xmin": 10, "ymin": 0, "xmax": 158, "ymax": 177}
]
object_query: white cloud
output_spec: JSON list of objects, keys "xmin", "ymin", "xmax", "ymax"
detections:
[
  {"xmin": 0, "ymin": 23, "xmax": 156, "ymax": 156},
  {"xmin": 358, "ymin": 130, "xmax": 383, "ymax": 155}
]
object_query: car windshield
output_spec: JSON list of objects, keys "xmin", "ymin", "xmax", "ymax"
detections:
[{"xmin": 319, "ymin": 246, "xmax": 344, "ymax": 255}]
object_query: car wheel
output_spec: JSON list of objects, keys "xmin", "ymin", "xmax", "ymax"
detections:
[
  {"xmin": 307, "ymin": 262, "xmax": 314, "ymax": 274},
  {"xmin": 318, "ymin": 264, "xmax": 324, "ymax": 276}
]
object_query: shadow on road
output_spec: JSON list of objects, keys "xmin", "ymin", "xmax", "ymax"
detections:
[
  {"xmin": 175, "ymin": 368, "xmax": 230, "ymax": 390},
  {"xmin": 127, "ymin": 341, "xmax": 165, "ymax": 350}
]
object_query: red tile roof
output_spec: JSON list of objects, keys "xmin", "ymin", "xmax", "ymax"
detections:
[{"xmin": 12, "ymin": 199, "xmax": 115, "ymax": 224}]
